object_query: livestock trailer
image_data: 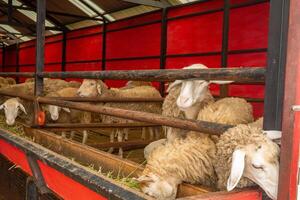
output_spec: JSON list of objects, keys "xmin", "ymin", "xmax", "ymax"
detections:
[{"xmin": 0, "ymin": 0, "xmax": 298, "ymax": 200}]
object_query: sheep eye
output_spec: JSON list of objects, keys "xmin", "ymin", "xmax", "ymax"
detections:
[
  {"xmin": 256, "ymin": 145, "xmax": 262, "ymax": 151},
  {"xmin": 252, "ymin": 164, "xmax": 264, "ymax": 170}
]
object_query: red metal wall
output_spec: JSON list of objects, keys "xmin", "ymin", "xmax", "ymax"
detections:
[{"xmin": 0, "ymin": 0, "xmax": 269, "ymax": 117}]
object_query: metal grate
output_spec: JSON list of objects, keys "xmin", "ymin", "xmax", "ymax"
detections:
[{"xmin": 0, "ymin": 154, "xmax": 60, "ymax": 200}]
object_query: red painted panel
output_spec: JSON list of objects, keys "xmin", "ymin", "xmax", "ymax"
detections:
[
  {"xmin": 0, "ymin": 138, "xmax": 32, "ymax": 176},
  {"xmin": 106, "ymin": 59, "xmax": 160, "ymax": 88},
  {"xmin": 5, "ymin": 48, "xmax": 17, "ymax": 65},
  {"xmin": 45, "ymin": 64, "xmax": 62, "ymax": 72},
  {"xmin": 19, "ymin": 46, "xmax": 36, "ymax": 65},
  {"xmin": 38, "ymin": 161, "xmax": 107, "ymax": 200},
  {"xmin": 106, "ymin": 23, "xmax": 161, "ymax": 59},
  {"xmin": 66, "ymin": 35, "xmax": 102, "ymax": 62},
  {"xmin": 167, "ymin": 12, "xmax": 223, "ymax": 55},
  {"xmin": 227, "ymin": 52, "xmax": 266, "ymax": 118},
  {"xmin": 45, "ymin": 34, "xmax": 63, "ymax": 43},
  {"xmin": 45, "ymin": 42, "xmax": 62, "ymax": 63},
  {"xmin": 108, "ymin": 12, "xmax": 161, "ymax": 31},
  {"xmin": 168, "ymin": 0, "xmax": 224, "ymax": 18},
  {"xmin": 228, "ymin": 3, "xmax": 269, "ymax": 50}
]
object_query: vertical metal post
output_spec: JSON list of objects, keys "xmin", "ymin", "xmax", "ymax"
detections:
[
  {"xmin": 277, "ymin": 0, "xmax": 300, "ymax": 199},
  {"xmin": 101, "ymin": 20, "xmax": 107, "ymax": 71},
  {"xmin": 8, "ymin": 0, "xmax": 12, "ymax": 22},
  {"xmin": 220, "ymin": 0, "xmax": 230, "ymax": 97},
  {"xmin": 62, "ymin": 31, "xmax": 67, "ymax": 72},
  {"xmin": 159, "ymin": 8, "xmax": 168, "ymax": 96},
  {"xmin": 16, "ymin": 42, "xmax": 19, "ymax": 83},
  {"xmin": 25, "ymin": 177, "xmax": 39, "ymax": 200},
  {"xmin": 263, "ymin": 0, "xmax": 289, "ymax": 131},
  {"xmin": 35, "ymin": 0, "xmax": 45, "ymax": 96},
  {"xmin": 2, "ymin": 45, "xmax": 5, "ymax": 72}
]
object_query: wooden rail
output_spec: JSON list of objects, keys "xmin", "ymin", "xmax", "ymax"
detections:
[{"xmin": 0, "ymin": 90, "xmax": 233, "ymax": 135}]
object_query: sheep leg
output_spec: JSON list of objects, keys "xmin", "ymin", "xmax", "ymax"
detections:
[
  {"xmin": 61, "ymin": 132, "xmax": 67, "ymax": 138},
  {"xmin": 141, "ymin": 127, "xmax": 147, "ymax": 140},
  {"xmin": 124, "ymin": 128, "xmax": 129, "ymax": 141},
  {"xmin": 117, "ymin": 129, "xmax": 123, "ymax": 157},
  {"xmin": 70, "ymin": 131, "xmax": 75, "ymax": 140},
  {"xmin": 149, "ymin": 127, "xmax": 154, "ymax": 140},
  {"xmin": 155, "ymin": 127, "xmax": 161, "ymax": 140},
  {"xmin": 108, "ymin": 129, "xmax": 115, "ymax": 153},
  {"xmin": 82, "ymin": 130, "xmax": 88, "ymax": 144}
]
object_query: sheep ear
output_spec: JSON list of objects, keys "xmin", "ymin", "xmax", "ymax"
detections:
[
  {"xmin": 263, "ymin": 130, "xmax": 282, "ymax": 140},
  {"xmin": 0, "ymin": 104, "xmax": 4, "ymax": 110},
  {"xmin": 18, "ymin": 103, "xmax": 27, "ymax": 115},
  {"xmin": 62, "ymin": 107, "xmax": 71, "ymax": 113},
  {"xmin": 167, "ymin": 80, "xmax": 182, "ymax": 92},
  {"xmin": 227, "ymin": 149, "xmax": 246, "ymax": 191},
  {"xmin": 209, "ymin": 80, "xmax": 234, "ymax": 84},
  {"xmin": 96, "ymin": 80, "xmax": 107, "ymax": 95}
]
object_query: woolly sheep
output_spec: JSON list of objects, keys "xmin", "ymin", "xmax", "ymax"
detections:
[
  {"xmin": 162, "ymin": 64, "xmax": 232, "ymax": 141},
  {"xmin": 6, "ymin": 77, "xmax": 16, "ymax": 85},
  {"xmin": 214, "ymin": 124, "xmax": 280, "ymax": 200},
  {"xmin": 138, "ymin": 133, "xmax": 216, "ymax": 200},
  {"xmin": 0, "ymin": 79, "xmax": 80, "ymax": 126},
  {"xmin": 77, "ymin": 79, "xmax": 162, "ymax": 157},
  {"xmin": 45, "ymin": 87, "xmax": 91, "ymax": 143},
  {"xmin": 139, "ymin": 120, "xmax": 280, "ymax": 200}
]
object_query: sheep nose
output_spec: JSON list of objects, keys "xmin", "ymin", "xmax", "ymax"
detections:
[
  {"xmin": 77, "ymin": 91, "xmax": 82, "ymax": 96},
  {"xmin": 6, "ymin": 119, "xmax": 14, "ymax": 126}
]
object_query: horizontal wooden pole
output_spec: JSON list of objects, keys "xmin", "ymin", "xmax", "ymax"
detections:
[
  {"xmin": 0, "ymin": 90, "xmax": 233, "ymax": 135},
  {"xmin": 36, "ymin": 67, "xmax": 265, "ymax": 83},
  {"xmin": 50, "ymin": 96, "xmax": 164, "ymax": 102},
  {"xmin": 0, "ymin": 72, "xmax": 34, "ymax": 77},
  {"xmin": 89, "ymin": 140, "xmax": 154, "ymax": 149},
  {"xmin": 33, "ymin": 122, "xmax": 160, "ymax": 131}
]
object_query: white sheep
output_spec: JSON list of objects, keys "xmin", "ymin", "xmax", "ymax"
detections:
[
  {"xmin": 77, "ymin": 79, "xmax": 162, "ymax": 157},
  {"xmin": 0, "ymin": 79, "xmax": 80, "ymax": 126},
  {"xmin": 138, "ymin": 120, "xmax": 280, "ymax": 200},
  {"xmin": 44, "ymin": 87, "xmax": 92, "ymax": 143},
  {"xmin": 162, "ymin": 64, "xmax": 232, "ymax": 141}
]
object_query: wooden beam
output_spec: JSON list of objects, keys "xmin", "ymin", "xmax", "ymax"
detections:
[{"xmin": 122, "ymin": 0, "xmax": 170, "ymax": 8}]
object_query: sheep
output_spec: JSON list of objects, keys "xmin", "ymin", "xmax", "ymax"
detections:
[
  {"xmin": 0, "ymin": 79, "xmax": 80, "ymax": 126},
  {"xmin": 138, "ymin": 120, "xmax": 280, "ymax": 200},
  {"xmin": 77, "ymin": 79, "xmax": 162, "ymax": 157},
  {"xmin": 143, "ymin": 97, "xmax": 254, "ymax": 161},
  {"xmin": 162, "ymin": 64, "xmax": 232, "ymax": 142},
  {"xmin": 213, "ymin": 124, "xmax": 280, "ymax": 200},
  {"xmin": 6, "ymin": 77, "xmax": 16, "ymax": 85},
  {"xmin": 44, "ymin": 87, "xmax": 90, "ymax": 143},
  {"xmin": 137, "ymin": 133, "xmax": 217, "ymax": 200}
]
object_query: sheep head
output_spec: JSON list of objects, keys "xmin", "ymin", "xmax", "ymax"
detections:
[
  {"xmin": 47, "ymin": 105, "xmax": 70, "ymax": 121},
  {"xmin": 77, "ymin": 79, "xmax": 108, "ymax": 97},
  {"xmin": 167, "ymin": 64, "xmax": 232, "ymax": 110},
  {"xmin": 0, "ymin": 98, "xmax": 27, "ymax": 125},
  {"xmin": 227, "ymin": 136, "xmax": 280, "ymax": 200},
  {"xmin": 137, "ymin": 173, "xmax": 178, "ymax": 200}
]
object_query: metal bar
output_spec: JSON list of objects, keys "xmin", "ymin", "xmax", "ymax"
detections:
[
  {"xmin": 7, "ymin": 0, "xmax": 12, "ymax": 22},
  {"xmin": 34, "ymin": 122, "xmax": 160, "ymax": 131},
  {"xmin": 277, "ymin": 0, "xmax": 300, "ymax": 199},
  {"xmin": 2, "ymin": 45, "xmax": 5, "ymax": 72},
  {"xmin": 77, "ymin": 0, "xmax": 107, "ymax": 22},
  {"xmin": 122, "ymin": 0, "xmax": 169, "ymax": 8},
  {"xmin": 0, "ymin": 20, "xmax": 61, "ymax": 31},
  {"xmin": 48, "ymin": 96, "xmax": 164, "ymax": 102},
  {"xmin": 36, "ymin": 67, "xmax": 265, "ymax": 83},
  {"xmin": 26, "ymin": 154, "xmax": 51, "ymax": 194},
  {"xmin": 0, "ymin": 72, "xmax": 34, "ymax": 77},
  {"xmin": 61, "ymin": 31, "xmax": 66, "ymax": 73},
  {"xmin": 25, "ymin": 177, "xmax": 39, "ymax": 200},
  {"xmin": 89, "ymin": 140, "xmax": 155, "ymax": 149},
  {"xmin": 0, "ymin": 4, "xmax": 102, "ymax": 22},
  {"xmin": 159, "ymin": 8, "xmax": 168, "ymax": 96},
  {"xmin": 220, "ymin": 0, "xmax": 230, "ymax": 98},
  {"xmin": 34, "ymin": 0, "xmax": 45, "ymax": 96},
  {"xmin": 101, "ymin": 21, "xmax": 107, "ymax": 71},
  {"xmin": 263, "ymin": 0, "xmax": 289, "ymax": 131},
  {"xmin": 15, "ymin": 43, "xmax": 19, "ymax": 83},
  {"xmin": 0, "ymin": 90, "xmax": 232, "ymax": 135}
]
